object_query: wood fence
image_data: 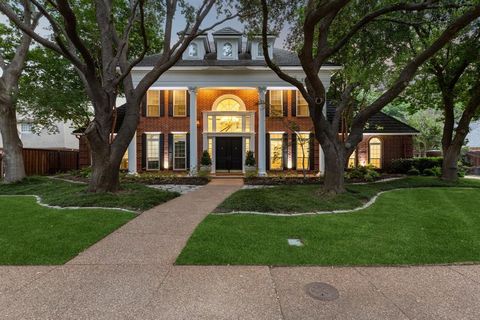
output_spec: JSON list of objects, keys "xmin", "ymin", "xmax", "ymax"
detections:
[{"xmin": 0, "ymin": 148, "xmax": 79, "ymax": 177}]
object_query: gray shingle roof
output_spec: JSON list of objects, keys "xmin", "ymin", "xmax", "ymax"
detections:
[
  {"xmin": 212, "ymin": 27, "xmax": 242, "ymax": 36},
  {"xmin": 136, "ymin": 48, "xmax": 339, "ymax": 67},
  {"xmin": 326, "ymin": 103, "xmax": 418, "ymax": 134}
]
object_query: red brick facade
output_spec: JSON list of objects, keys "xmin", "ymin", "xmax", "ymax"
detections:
[{"xmin": 79, "ymin": 89, "xmax": 414, "ymax": 173}]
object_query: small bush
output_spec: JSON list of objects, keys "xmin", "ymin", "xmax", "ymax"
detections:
[
  {"xmin": 200, "ymin": 151, "xmax": 212, "ymax": 166},
  {"xmin": 391, "ymin": 157, "xmax": 443, "ymax": 174},
  {"xmin": 407, "ymin": 167, "xmax": 420, "ymax": 176},
  {"xmin": 423, "ymin": 168, "xmax": 435, "ymax": 176},
  {"xmin": 245, "ymin": 151, "xmax": 256, "ymax": 166},
  {"xmin": 345, "ymin": 165, "xmax": 380, "ymax": 182}
]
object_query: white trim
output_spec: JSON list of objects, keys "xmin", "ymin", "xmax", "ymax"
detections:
[
  {"xmin": 144, "ymin": 131, "xmax": 162, "ymax": 134},
  {"xmin": 171, "ymin": 131, "xmax": 188, "ymax": 134},
  {"xmin": 269, "ymin": 131, "xmax": 285, "ymax": 134},
  {"xmin": 363, "ymin": 132, "xmax": 419, "ymax": 136},
  {"xmin": 212, "ymin": 94, "xmax": 246, "ymax": 111}
]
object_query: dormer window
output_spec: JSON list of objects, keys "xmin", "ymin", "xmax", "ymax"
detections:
[
  {"xmin": 223, "ymin": 42, "xmax": 233, "ymax": 57},
  {"xmin": 188, "ymin": 43, "xmax": 198, "ymax": 57}
]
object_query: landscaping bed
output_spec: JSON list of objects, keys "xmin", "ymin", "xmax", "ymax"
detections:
[{"xmin": 177, "ymin": 185, "xmax": 480, "ymax": 266}]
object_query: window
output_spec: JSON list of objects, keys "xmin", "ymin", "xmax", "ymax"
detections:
[
  {"xmin": 368, "ymin": 138, "xmax": 382, "ymax": 168},
  {"xmin": 146, "ymin": 134, "xmax": 160, "ymax": 170},
  {"xmin": 245, "ymin": 138, "xmax": 250, "ymax": 154},
  {"xmin": 120, "ymin": 150, "xmax": 129, "ymax": 170},
  {"xmin": 348, "ymin": 149, "xmax": 356, "ymax": 168},
  {"xmin": 173, "ymin": 90, "xmax": 187, "ymax": 117},
  {"xmin": 296, "ymin": 91, "xmax": 309, "ymax": 117},
  {"xmin": 20, "ymin": 123, "xmax": 32, "ymax": 133},
  {"xmin": 216, "ymin": 116, "xmax": 243, "ymax": 133},
  {"xmin": 270, "ymin": 133, "xmax": 283, "ymax": 170},
  {"xmin": 296, "ymin": 133, "xmax": 310, "ymax": 170},
  {"xmin": 174, "ymin": 134, "xmax": 187, "ymax": 170},
  {"xmin": 257, "ymin": 42, "xmax": 264, "ymax": 57},
  {"xmin": 223, "ymin": 42, "xmax": 233, "ymax": 57},
  {"xmin": 215, "ymin": 98, "xmax": 242, "ymax": 111},
  {"xmin": 188, "ymin": 43, "xmax": 198, "ymax": 57},
  {"xmin": 146, "ymin": 90, "xmax": 160, "ymax": 117},
  {"xmin": 208, "ymin": 138, "xmax": 213, "ymax": 159},
  {"xmin": 269, "ymin": 91, "xmax": 283, "ymax": 117}
]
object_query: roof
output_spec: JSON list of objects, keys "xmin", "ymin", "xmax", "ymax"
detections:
[
  {"xmin": 136, "ymin": 48, "xmax": 340, "ymax": 67},
  {"xmin": 212, "ymin": 27, "xmax": 242, "ymax": 36},
  {"xmin": 326, "ymin": 103, "xmax": 419, "ymax": 134}
]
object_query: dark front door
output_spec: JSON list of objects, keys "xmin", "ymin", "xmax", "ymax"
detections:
[{"xmin": 216, "ymin": 137, "xmax": 243, "ymax": 171}]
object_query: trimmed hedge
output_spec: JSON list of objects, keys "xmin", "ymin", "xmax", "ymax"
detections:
[{"xmin": 390, "ymin": 157, "xmax": 443, "ymax": 174}]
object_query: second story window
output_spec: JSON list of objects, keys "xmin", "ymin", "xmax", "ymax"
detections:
[
  {"xmin": 269, "ymin": 90, "xmax": 283, "ymax": 117},
  {"xmin": 20, "ymin": 123, "xmax": 33, "ymax": 133},
  {"xmin": 147, "ymin": 90, "xmax": 160, "ymax": 117},
  {"xmin": 188, "ymin": 43, "xmax": 198, "ymax": 57},
  {"xmin": 173, "ymin": 90, "xmax": 187, "ymax": 117},
  {"xmin": 297, "ymin": 91, "xmax": 309, "ymax": 117}
]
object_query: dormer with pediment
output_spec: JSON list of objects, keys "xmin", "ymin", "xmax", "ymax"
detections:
[
  {"xmin": 248, "ymin": 35, "xmax": 276, "ymax": 61},
  {"xmin": 212, "ymin": 27, "xmax": 243, "ymax": 60},
  {"xmin": 182, "ymin": 31, "xmax": 210, "ymax": 60}
]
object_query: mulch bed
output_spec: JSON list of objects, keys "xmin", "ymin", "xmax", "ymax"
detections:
[{"xmin": 244, "ymin": 173, "xmax": 404, "ymax": 185}]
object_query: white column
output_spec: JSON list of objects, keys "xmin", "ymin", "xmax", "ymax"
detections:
[
  {"xmin": 258, "ymin": 86, "xmax": 267, "ymax": 176},
  {"xmin": 188, "ymin": 87, "xmax": 197, "ymax": 176},
  {"xmin": 127, "ymin": 132, "xmax": 137, "ymax": 174},
  {"xmin": 319, "ymin": 100, "xmax": 327, "ymax": 175}
]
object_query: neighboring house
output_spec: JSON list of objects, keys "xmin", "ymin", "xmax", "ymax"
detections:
[
  {"xmin": 78, "ymin": 27, "xmax": 418, "ymax": 174},
  {"xmin": 0, "ymin": 117, "xmax": 79, "ymax": 150}
]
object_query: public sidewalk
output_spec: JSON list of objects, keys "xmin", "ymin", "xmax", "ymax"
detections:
[{"xmin": 1, "ymin": 178, "xmax": 480, "ymax": 319}]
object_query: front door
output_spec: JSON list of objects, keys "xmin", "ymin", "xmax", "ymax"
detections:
[{"xmin": 216, "ymin": 137, "xmax": 243, "ymax": 171}]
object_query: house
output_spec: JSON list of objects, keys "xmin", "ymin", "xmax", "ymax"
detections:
[{"xmin": 78, "ymin": 27, "xmax": 418, "ymax": 175}]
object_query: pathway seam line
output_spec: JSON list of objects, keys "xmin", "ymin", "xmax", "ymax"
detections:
[{"xmin": 268, "ymin": 267, "xmax": 286, "ymax": 320}]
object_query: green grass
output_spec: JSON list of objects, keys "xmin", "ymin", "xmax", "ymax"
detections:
[
  {"xmin": 215, "ymin": 176, "xmax": 480, "ymax": 213},
  {"xmin": 177, "ymin": 186, "xmax": 480, "ymax": 266},
  {"xmin": 0, "ymin": 196, "xmax": 135, "ymax": 265},
  {"xmin": 0, "ymin": 176, "xmax": 179, "ymax": 212}
]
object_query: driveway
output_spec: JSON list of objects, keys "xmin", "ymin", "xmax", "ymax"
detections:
[{"xmin": 1, "ymin": 178, "xmax": 479, "ymax": 319}]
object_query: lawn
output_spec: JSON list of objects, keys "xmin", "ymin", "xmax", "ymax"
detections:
[
  {"xmin": 177, "ymin": 180, "xmax": 480, "ymax": 266},
  {"xmin": 0, "ymin": 176, "xmax": 179, "ymax": 265},
  {"xmin": 0, "ymin": 196, "xmax": 135, "ymax": 265},
  {"xmin": 0, "ymin": 176, "xmax": 179, "ymax": 212},
  {"xmin": 215, "ymin": 176, "xmax": 480, "ymax": 213}
]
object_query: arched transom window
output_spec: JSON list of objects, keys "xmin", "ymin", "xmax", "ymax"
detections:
[
  {"xmin": 368, "ymin": 138, "xmax": 382, "ymax": 168},
  {"xmin": 212, "ymin": 95, "xmax": 246, "ymax": 111}
]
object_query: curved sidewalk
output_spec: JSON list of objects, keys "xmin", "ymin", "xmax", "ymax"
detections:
[{"xmin": 1, "ymin": 178, "xmax": 480, "ymax": 319}]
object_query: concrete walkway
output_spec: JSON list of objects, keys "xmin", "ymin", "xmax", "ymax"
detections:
[{"xmin": 1, "ymin": 179, "xmax": 480, "ymax": 319}]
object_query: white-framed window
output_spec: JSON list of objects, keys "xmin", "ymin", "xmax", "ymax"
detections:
[
  {"xmin": 188, "ymin": 43, "xmax": 198, "ymax": 57},
  {"xmin": 369, "ymin": 137, "xmax": 382, "ymax": 168},
  {"xmin": 270, "ymin": 133, "xmax": 283, "ymax": 170},
  {"xmin": 269, "ymin": 90, "xmax": 283, "ymax": 117},
  {"xmin": 147, "ymin": 90, "xmax": 160, "ymax": 117},
  {"xmin": 173, "ymin": 134, "xmax": 187, "ymax": 170},
  {"xmin": 296, "ymin": 133, "xmax": 310, "ymax": 170},
  {"xmin": 20, "ymin": 122, "xmax": 32, "ymax": 134},
  {"xmin": 146, "ymin": 133, "xmax": 160, "ymax": 170},
  {"xmin": 223, "ymin": 42, "xmax": 233, "ymax": 57},
  {"xmin": 173, "ymin": 90, "xmax": 187, "ymax": 117},
  {"xmin": 296, "ymin": 91, "xmax": 309, "ymax": 117}
]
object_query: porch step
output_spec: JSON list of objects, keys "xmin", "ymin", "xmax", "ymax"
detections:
[{"xmin": 211, "ymin": 174, "xmax": 244, "ymax": 179}]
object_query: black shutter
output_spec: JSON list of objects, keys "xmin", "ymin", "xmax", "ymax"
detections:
[
  {"xmin": 309, "ymin": 132, "xmax": 315, "ymax": 170},
  {"xmin": 141, "ymin": 94, "xmax": 147, "ymax": 117},
  {"xmin": 186, "ymin": 90, "xmax": 190, "ymax": 117},
  {"xmin": 282, "ymin": 133, "xmax": 288, "ymax": 170},
  {"xmin": 291, "ymin": 133, "xmax": 297, "ymax": 170},
  {"xmin": 141, "ymin": 133, "xmax": 147, "ymax": 170},
  {"xmin": 266, "ymin": 133, "xmax": 270, "ymax": 171},
  {"xmin": 159, "ymin": 134, "xmax": 164, "ymax": 170},
  {"xmin": 291, "ymin": 90, "xmax": 297, "ymax": 117},
  {"xmin": 265, "ymin": 90, "xmax": 270, "ymax": 117},
  {"xmin": 160, "ymin": 91, "xmax": 165, "ymax": 117},
  {"xmin": 186, "ymin": 132, "xmax": 190, "ymax": 170},
  {"xmin": 168, "ymin": 91, "xmax": 173, "ymax": 117},
  {"xmin": 168, "ymin": 133, "xmax": 173, "ymax": 170},
  {"xmin": 283, "ymin": 90, "xmax": 288, "ymax": 117}
]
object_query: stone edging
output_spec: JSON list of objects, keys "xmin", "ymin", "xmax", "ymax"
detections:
[
  {"xmin": 0, "ymin": 195, "xmax": 136, "ymax": 213},
  {"xmin": 213, "ymin": 187, "xmax": 477, "ymax": 217}
]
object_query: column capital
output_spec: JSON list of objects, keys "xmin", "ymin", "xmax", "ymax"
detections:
[
  {"xmin": 257, "ymin": 86, "xmax": 267, "ymax": 95},
  {"xmin": 188, "ymin": 86, "xmax": 197, "ymax": 94}
]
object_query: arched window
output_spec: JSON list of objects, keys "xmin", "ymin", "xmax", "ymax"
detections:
[
  {"xmin": 212, "ymin": 94, "xmax": 246, "ymax": 111},
  {"xmin": 368, "ymin": 138, "xmax": 382, "ymax": 168},
  {"xmin": 188, "ymin": 43, "xmax": 198, "ymax": 57}
]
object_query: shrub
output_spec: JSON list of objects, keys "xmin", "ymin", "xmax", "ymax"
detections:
[
  {"xmin": 423, "ymin": 168, "xmax": 435, "ymax": 176},
  {"xmin": 345, "ymin": 165, "xmax": 380, "ymax": 182},
  {"xmin": 407, "ymin": 167, "xmax": 420, "ymax": 176},
  {"xmin": 390, "ymin": 157, "xmax": 443, "ymax": 174},
  {"xmin": 200, "ymin": 151, "xmax": 212, "ymax": 166},
  {"xmin": 245, "ymin": 151, "xmax": 256, "ymax": 166}
]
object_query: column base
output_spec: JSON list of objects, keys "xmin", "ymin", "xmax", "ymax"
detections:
[{"xmin": 257, "ymin": 171, "xmax": 268, "ymax": 177}]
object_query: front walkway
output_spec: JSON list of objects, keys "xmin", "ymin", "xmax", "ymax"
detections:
[{"xmin": 1, "ymin": 179, "xmax": 480, "ymax": 319}]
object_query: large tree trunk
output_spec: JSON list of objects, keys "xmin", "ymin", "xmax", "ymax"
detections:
[
  {"xmin": 322, "ymin": 140, "xmax": 346, "ymax": 194},
  {"xmin": 0, "ymin": 98, "xmax": 26, "ymax": 182},
  {"xmin": 87, "ymin": 139, "xmax": 122, "ymax": 193},
  {"xmin": 441, "ymin": 145, "xmax": 461, "ymax": 182}
]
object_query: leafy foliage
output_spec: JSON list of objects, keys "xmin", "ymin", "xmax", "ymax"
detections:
[{"xmin": 201, "ymin": 150, "xmax": 212, "ymax": 166}]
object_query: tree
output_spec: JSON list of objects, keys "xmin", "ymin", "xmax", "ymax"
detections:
[
  {"xmin": 253, "ymin": 0, "xmax": 480, "ymax": 193},
  {"xmin": 0, "ymin": 1, "xmax": 40, "ymax": 182},
  {"xmin": 399, "ymin": 10, "xmax": 480, "ymax": 181},
  {"xmin": 0, "ymin": 0, "xmax": 238, "ymax": 192}
]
